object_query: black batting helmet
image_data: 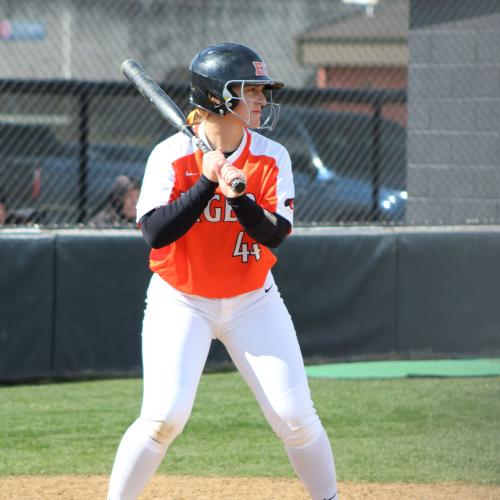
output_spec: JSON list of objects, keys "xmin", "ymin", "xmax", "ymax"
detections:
[{"xmin": 189, "ymin": 42, "xmax": 284, "ymax": 118}]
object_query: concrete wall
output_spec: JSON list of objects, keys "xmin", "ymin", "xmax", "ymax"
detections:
[
  {"xmin": 407, "ymin": 0, "xmax": 500, "ymax": 224},
  {"xmin": 0, "ymin": 0, "xmax": 359, "ymax": 86}
]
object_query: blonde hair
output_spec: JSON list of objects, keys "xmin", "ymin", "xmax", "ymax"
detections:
[{"xmin": 186, "ymin": 108, "xmax": 209, "ymax": 126}]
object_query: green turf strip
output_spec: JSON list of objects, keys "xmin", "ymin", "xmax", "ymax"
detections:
[
  {"xmin": 1, "ymin": 375, "xmax": 499, "ymax": 482},
  {"xmin": 306, "ymin": 358, "xmax": 500, "ymax": 379}
]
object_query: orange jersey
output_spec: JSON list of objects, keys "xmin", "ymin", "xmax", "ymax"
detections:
[{"xmin": 136, "ymin": 125, "xmax": 294, "ymax": 298}]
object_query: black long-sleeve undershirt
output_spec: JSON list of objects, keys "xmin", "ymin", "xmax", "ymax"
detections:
[
  {"xmin": 139, "ymin": 175, "xmax": 218, "ymax": 249},
  {"xmin": 226, "ymin": 195, "xmax": 291, "ymax": 248},
  {"xmin": 140, "ymin": 176, "xmax": 291, "ymax": 249}
]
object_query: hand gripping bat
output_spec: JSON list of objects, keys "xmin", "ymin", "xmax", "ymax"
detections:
[{"xmin": 121, "ymin": 59, "xmax": 246, "ymax": 194}]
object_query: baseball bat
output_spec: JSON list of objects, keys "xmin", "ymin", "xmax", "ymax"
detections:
[{"xmin": 120, "ymin": 59, "xmax": 246, "ymax": 194}]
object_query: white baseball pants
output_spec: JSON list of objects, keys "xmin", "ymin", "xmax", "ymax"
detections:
[{"xmin": 108, "ymin": 272, "xmax": 337, "ymax": 500}]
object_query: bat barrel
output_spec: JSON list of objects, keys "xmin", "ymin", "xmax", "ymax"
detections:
[{"xmin": 121, "ymin": 59, "xmax": 185, "ymax": 130}]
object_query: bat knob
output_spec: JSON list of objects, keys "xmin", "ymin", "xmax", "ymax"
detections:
[{"xmin": 231, "ymin": 178, "xmax": 247, "ymax": 194}]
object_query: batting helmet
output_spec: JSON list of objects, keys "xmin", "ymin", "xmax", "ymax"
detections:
[{"xmin": 189, "ymin": 43, "xmax": 284, "ymax": 128}]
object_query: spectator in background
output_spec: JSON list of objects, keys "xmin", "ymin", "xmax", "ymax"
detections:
[
  {"xmin": 0, "ymin": 190, "xmax": 39, "ymax": 225},
  {"xmin": 89, "ymin": 175, "xmax": 140, "ymax": 227}
]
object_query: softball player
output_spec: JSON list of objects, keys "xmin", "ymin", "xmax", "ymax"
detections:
[{"xmin": 107, "ymin": 43, "xmax": 338, "ymax": 500}]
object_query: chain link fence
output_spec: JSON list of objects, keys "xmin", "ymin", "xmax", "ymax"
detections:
[{"xmin": 0, "ymin": 0, "xmax": 498, "ymax": 227}]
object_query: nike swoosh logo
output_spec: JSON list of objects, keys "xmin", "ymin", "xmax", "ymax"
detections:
[
  {"xmin": 264, "ymin": 285, "xmax": 273, "ymax": 293},
  {"xmin": 185, "ymin": 172, "xmax": 199, "ymax": 176}
]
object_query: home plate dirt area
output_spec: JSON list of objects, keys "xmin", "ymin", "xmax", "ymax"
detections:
[{"xmin": 1, "ymin": 475, "xmax": 500, "ymax": 499}]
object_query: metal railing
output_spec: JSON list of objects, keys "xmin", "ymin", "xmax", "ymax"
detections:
[{"xmin": 0, "ymin": 78, "xmax": 406, "ymax": 227}]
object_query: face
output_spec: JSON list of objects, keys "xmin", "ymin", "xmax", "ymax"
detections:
[
  {"xmin": 0, "ymin": 202, "xmax": 6, "ymax": 224},
  {"xmin": 231, "ymin": 84, "xmax": 267, "ymax": 128},
  {"xmin": 122, "ymin": 188, "xmax": 139, "ymax": 220}
]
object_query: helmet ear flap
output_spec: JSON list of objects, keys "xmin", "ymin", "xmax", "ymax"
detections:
[
  {"xmin": 189, "ymin": 72, "xmax": 231, "ymax": 115},
  {"xmin": 207, "ymin": 92, "xmax": 223, "ymax": 113}
]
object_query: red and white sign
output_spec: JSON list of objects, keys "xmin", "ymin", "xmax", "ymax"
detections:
[{"xmin": 0, "ymin": 19, "xmax": 45, "ymax": 40}]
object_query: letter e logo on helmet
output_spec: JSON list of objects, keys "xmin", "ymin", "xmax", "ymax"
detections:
[{"xmin": 252, "ymin": 61, "xmax": 267, "ymax": 77}]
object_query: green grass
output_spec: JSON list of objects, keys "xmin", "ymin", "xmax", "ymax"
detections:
[{"xmin": 0, "ymin": 373, "xmax": 499, "ymax": 484}]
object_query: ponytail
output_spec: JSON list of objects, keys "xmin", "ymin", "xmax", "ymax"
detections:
[{"xmin": 186, "ymin": 108, "xmax": 208, "ymax": 126}]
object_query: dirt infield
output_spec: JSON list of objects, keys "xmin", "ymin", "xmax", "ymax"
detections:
[{"xmin": 1, "ymin": 475, "xmax": 500, "ymax": 499}]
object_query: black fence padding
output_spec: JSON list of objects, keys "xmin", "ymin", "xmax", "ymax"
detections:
[
  {"xmin": 0, "ymin": 233, "xmax": 54, "ymax": 380},
  {"xmin": 273, "ymin": 228, "xmax": 398, "ymax": 360},
  {"xmin": 397, "ymin": 229, "xmax": 500, "ymax": 357},
  {"xmin": 52, "ymin": 231, "xmax": 151, "ymax": 377},
  {"xmin": 1, "ymin": 227, "xmax": 499, "ymax": 382}
]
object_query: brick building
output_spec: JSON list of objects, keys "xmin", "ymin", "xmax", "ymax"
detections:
[{"xmin": 296, "ymin": 0, "xmax": 408, "ymax": 124}]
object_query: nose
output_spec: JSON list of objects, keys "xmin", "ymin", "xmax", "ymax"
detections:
[{"xmin": 258, "ymin": 89, "xmax": 267, "ymax": 106}]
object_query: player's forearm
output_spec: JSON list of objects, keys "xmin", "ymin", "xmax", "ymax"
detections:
[
  {"xmin": 139, "ymin": 175, "xmax": 218, "ymax": 248},
  {"xmin": 227, "ymin": 195, "xmax": 291, "ymax": 248}
]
